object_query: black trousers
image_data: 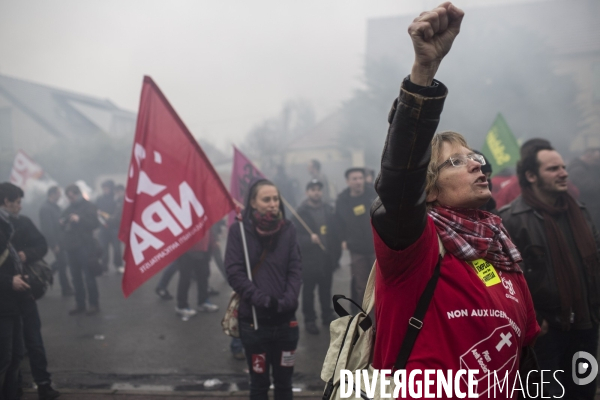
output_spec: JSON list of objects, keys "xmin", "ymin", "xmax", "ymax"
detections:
[
  {"xmin": 21, "ymin": 301, "xmax": 51, "ymax": 385},
  {"xmin": 0, "ymin": 315, "xmax": 23, "ymax": 400},
  {"xmin": 240, "ymin": 320, "xmax": 299, "ymax": 400},
  {"xmin": 301, "ymin": 261, "xmax": 333, "ymax": 323},
  {"xmin": 176, "ymin": 252, "xmax": 210, "ymax": 309},
  {"xmin": 98, "ymin": 227, "xmax": 122, "ymax": 269},
  {"xmin": 51, "ymin": 248, "xmax": 72, "ymax": 295}
]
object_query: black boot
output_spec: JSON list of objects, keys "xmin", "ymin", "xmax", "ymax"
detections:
[{"xmin": 37, "ymin": 383, "xmax": 60, "ymax": 400}]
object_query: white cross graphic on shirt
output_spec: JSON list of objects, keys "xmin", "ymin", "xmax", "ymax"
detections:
[{"xmin": 495, "ymin": 332, "xmax": 513, "ymax": 351}]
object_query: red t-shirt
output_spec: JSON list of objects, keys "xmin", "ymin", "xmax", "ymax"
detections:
[{"xmin": 372, "ymin": 217, "xmax": 540, "ymax": 399}]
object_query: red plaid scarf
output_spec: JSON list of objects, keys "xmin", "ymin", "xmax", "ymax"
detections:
[
  {"xmin": 251, "ymin": 209, "xmax": 285, "ymax": 237},
  {"xmin": 428, "ymin": 206, "xmax": 522, "ymax": 272}
]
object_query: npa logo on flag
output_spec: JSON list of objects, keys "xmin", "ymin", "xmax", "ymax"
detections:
[{"xmin": 119, "ymin": 76, "xmax": 235, "ymax": 297}]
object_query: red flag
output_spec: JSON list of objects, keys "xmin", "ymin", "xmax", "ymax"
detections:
[
  {"xmin": 9, "ymin": 150, "xmax": 44, "ymax": 188},
  {"xmin": 119, "ymin": 76, "xmax": 235, "ymax": 297},
  {"xmin": 228, "ymin": 146, "xmax": 266, "ymax": 226}
]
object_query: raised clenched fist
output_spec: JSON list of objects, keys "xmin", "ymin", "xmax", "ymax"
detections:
[{"xmin": 408, "ymin": 2, "xmax": 464, "ymax": 86}]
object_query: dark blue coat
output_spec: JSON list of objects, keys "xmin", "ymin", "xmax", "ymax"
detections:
[
  {"xmin": 225, "ymin": 178, "xmax": 302, "ymax": 324},
  {"xmin": 225, "ymin": 218, "xmax": 302, "ymax": 324}
]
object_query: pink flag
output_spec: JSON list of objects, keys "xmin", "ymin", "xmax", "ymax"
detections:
[
  {"xmin": 119, "ymin": 76, "xmax": 235, "ymax": 297},
  {"xmin": 9, "ymin": 150, "xmax": 44, "ymax": 188},
  {"xmin": 228, "ymin": 146, "xmax": 265, "ymax": 226}
]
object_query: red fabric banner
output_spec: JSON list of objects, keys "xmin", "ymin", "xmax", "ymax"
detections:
[
  {"xmin": 119, "ymin": 76, "xmax": 235, "ymax": 297},
  {"xmin": 10, "ymin": 150, "xmax": 44, "ymax": 188},
  {"xmin": 228, "ymin": 146, "xmax": 265, "ymax": 226}
]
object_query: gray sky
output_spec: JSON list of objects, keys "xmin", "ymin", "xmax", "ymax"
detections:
[{"xmin": 0, "ymin": 0, "xmax": 542, "ymax": 151}]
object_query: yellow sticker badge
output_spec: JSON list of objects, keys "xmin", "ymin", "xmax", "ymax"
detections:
[
  {"xmin": 320, "ymin": 225, "xmax": 327, "ymax": 235},
  {"xmin": 470, "ymin": 259, "xmax": 501, "ymax": 287},
  {"xmin": 353, "ymin": 204, "xmax": 366, "ymax": 216}
]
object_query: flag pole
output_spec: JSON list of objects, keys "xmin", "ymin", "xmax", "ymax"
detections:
[
  {"xmin": 239, "ymin": 219, "xmax": 259, "ymax": 330},
  {"xmin": 280, "ymin": 196, "xmax": 326, "ymax": 251}
]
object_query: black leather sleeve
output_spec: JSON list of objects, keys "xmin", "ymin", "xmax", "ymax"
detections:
[{"xmin": 371, "ymin": 75, "xmax": 447, "ymax": 251}]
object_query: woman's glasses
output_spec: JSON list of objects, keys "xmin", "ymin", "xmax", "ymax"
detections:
[{"xmin": 437, "ymin": 153, "xmax": 486, "ymax": 172}]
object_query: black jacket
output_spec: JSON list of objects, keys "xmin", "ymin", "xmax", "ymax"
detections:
[
  {"xmin": 10, "ymin": 215, "xmax": 48, "ymax": 265},
  {"xmin": 293, "ymin": 200, "xmax": 340, "ymax": 271},
  {"xmin": 335, "ymin": 185, "xmax": 378, "ymax": 255},
  {"xmin": 500, "ymin": 195, "xmax": 600, "ymax": 328},
  {"xmin": 96, "ymin": 193, "xmax": 117, "ymax": 231},
  {"xmin": 0, "ymin": 213, "xmax": 21, "ymax": 317},
  {"xmin": 96, "ymin": 193, "xmax": 117, "ymax": 216},
  {"xmin": 371, "ymin": 77, "xmax": 447, "ymax": 251},
  {"xmin": 10, "ymin": 215, "xmax": 48, "ymax": 311},
  {"xmin": 39, "ymin": 200, "xmax": 62, "ymax": 249},
  {"xmin": 61, "ymin": 199, "xmax": 99, "ymax": 251}
]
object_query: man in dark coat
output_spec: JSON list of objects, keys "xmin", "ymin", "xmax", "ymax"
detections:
[
  {"xmin": 96, "ymin": 180, "xmax": 122, "ymax": 273},
  {"xmin": 293, "ymin": 179, "xmax": 340, "ymax": 334},
  {"xmin": 39, "ymin": 185, "xmax": 73, "ymax": 296},
  {"xmin": 0, "ymin": 183, "xmax": 29, "ymax": 400},
  {"xmin": 2, "ymin": 182, "xmax": 60, "ymax": 400},
  {"xmin": 500, "ymin": 143, "xmax": 600, "ymax": 399},
  {"xmin": 334, "ymin": 168, "xmax": 377, "ymax": 306},
  {"xmin": 62, "ymin": 184, "xmax": 100, "ymax": 316}
]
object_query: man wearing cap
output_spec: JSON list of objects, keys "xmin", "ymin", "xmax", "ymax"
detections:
[
  {"xmin": 335, "ymin": 168, "xmax": 377, "ymax": 307},
  {"xmin": 293, "ymin": 179, "xmax": 340, "ymax": 334},
  {"xmin": 308, "ymin": 159, "xmax": 334, "ymax": 205}
]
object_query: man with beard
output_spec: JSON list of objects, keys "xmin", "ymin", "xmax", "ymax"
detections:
[
  {"xmin": 501, "ymin": 143, "xmax": 600, "ymax": 399},
  {"xmin": 293, "ymin": 179, "xmax": 340, "ymax": 335},
  {"xmin": 61, "ymin": 184, "xmax": 100, "ymax": 316}
]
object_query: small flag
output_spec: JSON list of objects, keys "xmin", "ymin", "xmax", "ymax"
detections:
[
  {"xmin": 228, "ymin": 146, "xmax": 265, "ymax": 226},
  {"xmin": 9, "ymin": 150, "xmax": 44, "ymax": 188},
  {"xmin": 481, "ymin": 114, "xmax": 520, "ymax": 175},
  {"xmin": 119, "ymin": 76, "xmax": 235, "ymax": 297}
]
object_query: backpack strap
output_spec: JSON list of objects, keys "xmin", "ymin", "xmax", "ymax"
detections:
[
  {"xmin": 361, "ymin": 261, "xmax": 377, "ymax": 314},
  {"xmin": 0, "ymin": 248, "xmax": 8, "ymax": 267},
  {"xmin": 393, "ymin": 234, "xmax": 445, "ymax": 370},
  {"xmin": 333, "ymin": 257, "xmax": 378, "ymax": 318}
]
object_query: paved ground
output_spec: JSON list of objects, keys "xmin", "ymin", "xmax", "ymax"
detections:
[
  {"xmin": 18, "ymin": 245, "xmax": 600, "ymax": 400},
  {"xmin": 20, "ymin": 247, "xmax": 353, "ymax": 395},
  {"xmin": 21, "ymin": 389, "xmax": 323, "ymax": 399}
]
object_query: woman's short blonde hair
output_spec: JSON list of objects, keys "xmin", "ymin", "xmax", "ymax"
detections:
[{"xmin": 425, "ymin": 131, "xmax": 470, "ymax": 204}]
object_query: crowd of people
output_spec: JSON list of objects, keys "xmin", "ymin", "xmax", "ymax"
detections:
[
  {"xmin": 0, "ymin": 160, "xmax": 380, "ymax": 399},
  {"xmin": 2, "ymin": 3, "xmax": 600, "ymax": 400}
]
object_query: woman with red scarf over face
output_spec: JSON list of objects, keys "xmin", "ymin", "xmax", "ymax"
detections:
[
  {"xmin": 225, "ymin": 179, "xmax": 302, "ymax": 400},
  {"xmin": 369, "ymin": 3, "xmax": 539, "ymax": 399}
]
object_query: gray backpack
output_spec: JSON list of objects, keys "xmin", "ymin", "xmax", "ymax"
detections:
[{"xmin": 321, "ymin": 237, "xmax": 444, "ymax": 400}]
